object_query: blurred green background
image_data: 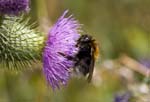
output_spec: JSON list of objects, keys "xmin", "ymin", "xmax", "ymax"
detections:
[{"xmin": 0, "ymin": 0, "xmax": 149, "ymax": 102}]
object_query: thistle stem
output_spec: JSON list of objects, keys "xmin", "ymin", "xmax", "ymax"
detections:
[{"xmin": 119, "ymin": 54, "xmax": 150, "ymax": 77}]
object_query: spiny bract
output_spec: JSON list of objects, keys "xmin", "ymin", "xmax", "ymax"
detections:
[{"xmin": 0, "ymin": 16, "xmax": 44, "ymax": 70}]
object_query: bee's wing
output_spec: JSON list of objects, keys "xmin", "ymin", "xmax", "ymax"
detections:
[{"xmin": 87, "ymin": 48, "xmax": 95, "ymax": 82}]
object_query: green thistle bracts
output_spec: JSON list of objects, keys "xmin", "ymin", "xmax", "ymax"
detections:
[{"xmin": 0, "ymin": 16, "xmax": 44, "ymax": 70}]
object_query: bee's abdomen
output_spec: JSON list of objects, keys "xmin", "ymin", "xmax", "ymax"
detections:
[{"xmin": 75, "ymin": 44, "xmax": 92, "ymax": 76}]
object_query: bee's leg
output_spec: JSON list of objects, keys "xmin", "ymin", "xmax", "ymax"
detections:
[{"xmin": 58, "ymin": 52, "xmax": 75, "ymax": 60}]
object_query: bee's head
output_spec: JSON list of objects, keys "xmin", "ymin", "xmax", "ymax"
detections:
[{"xmin": 78, "ymin": 34, "xmax": 92, "ymax": 43}]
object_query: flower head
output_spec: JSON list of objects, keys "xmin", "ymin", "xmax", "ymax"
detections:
[
  {"xmin": 114, "ymin": 92, "xmax": 132, "ymax": 102},
  {"xmin": 0, "ymin": 0, "xmax": 29, "ymax": 16},
  {"xmin": 43, "ymin": 10, "xmax": 81, "ymax": 89},
  {"xmin": 139, "ymin": 58, "xmax": 150, "ymax": 68},
  {"xmin": 0, "ymin": 16, "xmax": 44, "ymax": 70}
]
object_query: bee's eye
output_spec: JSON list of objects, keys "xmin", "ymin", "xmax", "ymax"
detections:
[
  {"xmin": 82, "ymin": 37, "xmax": 90, "ymax": 42},
  {"xmin": 85, "ymin": 37, "xmax": 89, "ymax": 41},
  {"xmin": 79, "ymin": 35, "xmax": 91, "ymax": 42}
]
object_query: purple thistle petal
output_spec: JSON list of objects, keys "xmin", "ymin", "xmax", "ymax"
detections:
[
  {"xmin": 43, "ymin": 10, "xmax": 81, "ymax": 89},
  {"xmin": 0, "ymin": 0, "xmax": 29, "ymax": 16},
  {"xmin": 114, "ymin": 92, "xmax": 132, "ymax": 102},
  {"xmin": 139, "ymin": 58, "xmax": 150, "ymax": 69}
]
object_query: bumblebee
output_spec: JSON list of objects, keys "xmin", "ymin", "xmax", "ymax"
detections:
[
  {"xmin": 58, "ymin": 34, "xmax": 99, "ymax": 82},
  {"xmin": 74, "ymin": 34, "xmax": 99, "ymax": 82}
]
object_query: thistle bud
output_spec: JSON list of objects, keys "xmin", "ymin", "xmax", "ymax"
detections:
[{"xmin": 0, "ymin": 16, "xmax": 44, "ymax": 70}]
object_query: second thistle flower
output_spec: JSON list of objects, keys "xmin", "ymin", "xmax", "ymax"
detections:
[{"xmin": 0, "ymin": 0, "xmax": 29, "ymax": 16}]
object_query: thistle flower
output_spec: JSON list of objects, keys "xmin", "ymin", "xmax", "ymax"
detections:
[
  {"xmin": 0, "ymin": 0, "xmax": 29, "ymax": 16},
  {"xmin": 43, "ymin": 10, "xmax": 81, "ymax": 89},
  {"xmin": 139, "ymin": 58, "xmax": 150, "ymax": 68},
  {"xmin": 114, "ymin": 92, "xmax": 132, "ymax": 102}
]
